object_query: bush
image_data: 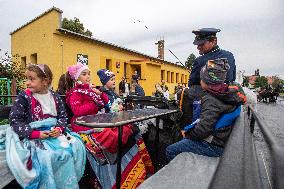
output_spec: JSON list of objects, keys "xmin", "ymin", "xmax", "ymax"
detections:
[{"xmin": 0, "ymin": 50, "xmax": 25, "ymax": 92}]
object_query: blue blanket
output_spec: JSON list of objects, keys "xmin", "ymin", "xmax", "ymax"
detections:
[{"xmin": 5, "ymin": 118, "xmax": 86, "ymax": 189}]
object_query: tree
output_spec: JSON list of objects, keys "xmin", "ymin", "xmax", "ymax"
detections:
[
  {"xmin": 0, "ymin": 50, "xmax": 25, "ymax": 89},
  {"xmin": 62, "ymin": 17, "xmax": 93, "ymax": 37},
  {"xmin": 185, "ymin": 53, "xmax": 196, "ymax": 71},
  {"xmin": 271, "ymin": 75, "xmax": 283, "ymax": 89},
  {"xmin": 254, "ymin": 76, "xmax": 268, "ymax": 88}
]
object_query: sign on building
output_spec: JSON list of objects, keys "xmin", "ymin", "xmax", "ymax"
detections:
[{"xmin": 77, "ymin": 54, "xmax": 88, "ymax": 65}]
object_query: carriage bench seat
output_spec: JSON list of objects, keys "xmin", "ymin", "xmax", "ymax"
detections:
[
  {"xmin": 0, "ymin": 137, "xmax": 15, "ymax": 188},
  {"xmin": 138, "ymin": 152, "xmax": 219, "ymax": 189}
]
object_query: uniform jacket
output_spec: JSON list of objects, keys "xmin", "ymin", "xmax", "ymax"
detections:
[
  {"xmin": 186, "ymin": 84, "xmax": 245, "ymax": 147},
  {"xmin": 9, "ymin": 89, "xmax": 67, "ymax": 139},
  {"xmin": 189, "ymin": 46, "xmax": 236, "ymax": 86}
]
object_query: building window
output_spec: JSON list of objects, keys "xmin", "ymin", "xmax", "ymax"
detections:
[
  {"xmin": 21, "ymin": 56, "xmax": 26, "ymax": 68},
  {"xmin": 181, "ymin": 74, "xmax": 184, "ymax": 83},
  {"xmin": 167, "ymin": 71, "xmax": 170, "ymax": 83},
  {"xmin": 171, "ymin": 72, "xmax": 174, "ymax": 83},
  {"xmin": 161, "ymin": 70, "xmax": 165, "ymax": 81},
  {"xmin": 106, "ymin": 59, "xmax": 111, "ymax": 70},
  {"xmin": 124, "ymin": 62, "xmax": 127, "ymax": 78},
  {"xmin": 30, "ymin": 53, "xmax": 37, "ymax": 64},
  {"xmin": 176, "ymin": 73, "xmax": 179, "ymax": 83}
]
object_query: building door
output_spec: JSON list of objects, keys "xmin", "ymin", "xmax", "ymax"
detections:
[
  {"xmin": 124, "ymin": 62, "xmax": 127, "ymax": 78},
  {"xmin": 106, "ymin": 59, "xmax": 111, "ymax": 70}
]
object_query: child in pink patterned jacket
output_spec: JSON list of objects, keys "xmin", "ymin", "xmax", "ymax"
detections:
[{"xmin": 65, "ymin": 63, "xmax": 109, "ymax": 132}]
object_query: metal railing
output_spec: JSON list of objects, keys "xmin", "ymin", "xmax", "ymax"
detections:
[
  {"xmin": 247, "ymin": 106, "xmax": 284, "ymax": 189},
  {"xmin": 209, "ymin": 106, "xmax": 284, "ymax": 189},
  {"xmin": 0, "ymin": 78, "xmax": 12, "ymax": 105}
]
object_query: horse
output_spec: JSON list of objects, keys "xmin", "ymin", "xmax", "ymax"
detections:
[
  {"xmin": 257, "ymin": 90, "xmax": 270, "ymax": 103},
  {"xmin": 257, "ymin": 88, "xmax": 279, "ymax": 103}
]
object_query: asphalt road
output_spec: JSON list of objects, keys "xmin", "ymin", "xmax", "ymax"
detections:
[
  {"xmin": 255, "ymin": 98, "xmax": 284, "ymax": 145},
  {"xmin": 253, "ymin": 98, "xmax": 284, "ymax": 189}
]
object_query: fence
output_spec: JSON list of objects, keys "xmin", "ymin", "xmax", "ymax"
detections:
[
  {"xmin": 209, "ymin": 106, "xmax": 284, "ymax": 189},
  {"xmin": 0, "ymin": 78, "xmax": 12, "ymax": 105}
]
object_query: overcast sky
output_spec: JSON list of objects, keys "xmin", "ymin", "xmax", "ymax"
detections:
[{"xmin": 1, "ymin": 0, "xmax": 284, "ymax": 78}]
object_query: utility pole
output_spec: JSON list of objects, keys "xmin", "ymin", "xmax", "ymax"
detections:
[{"xmin": 61, "ymin": 41, "xmax": 64, "ymax": 74}]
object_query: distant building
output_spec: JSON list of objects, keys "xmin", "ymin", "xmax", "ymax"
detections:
[
  {"xmin": 247, "ymin": 75, "xmax": 275, "ymax": 88},
  {"xmin": 10, "ymin": 7, "xmax": 189, "ymax": 95},
  {"xmin": 266, "ymin": 76, "xmax": 273, "ymax": 85}
]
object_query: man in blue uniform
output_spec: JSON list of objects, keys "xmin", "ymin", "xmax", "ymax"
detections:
[
  {"xmin": 189, "ymin": 28, "xmax": 236, "ymax": 86},
  {"xmin": 177, "ymin": 28, "xmax": 236, "ymax": 127}
]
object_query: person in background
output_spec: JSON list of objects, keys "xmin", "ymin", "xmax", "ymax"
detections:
[
  {"xmin": 163, "ymin": 86, "xmax": 170, "ymax": 100},
  {"xmin": 161, "ymin": 80, "xmax": 168, "ymax": 92},
  {"xmin": 56, "ymin": 72, "xmax": 74, "ymax": 122},
  {"xmin": 132, "ymin": 70, "xmax": 139, "ymax": 83},
  {"xmin": 118, "ymin": 76, "xmax": 126, "ymax": 96},
  {"xmin": 123, "ymin": 79, "xmax": 130, "ymax": 97},
  {"xmin": 154, "ymin": 83, "xmax": 164, "ymax": 98},
  {"xmin": 118, "ymin": 77, "xmax": 130, "ymax": 98},
  {"xmin": 131, "ymin": 80, "xmax": 145, "ymax": 97},
  {"xmin": 174, "ymin": 83, "xmax": 182, "ymax": 94}
]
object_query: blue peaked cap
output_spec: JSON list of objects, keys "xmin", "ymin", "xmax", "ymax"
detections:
[{"xmin": 192, "ymin": 28, "xmax": 221, "ymax": 45}]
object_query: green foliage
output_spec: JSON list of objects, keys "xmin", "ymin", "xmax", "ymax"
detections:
[
  {"xmin": 254, "ymin": 76, "xmax": 268, "ymax": 88},
  {"xmin": 0, "ymin": 50, "xmax": 25, "ymax": 91},
  {"xmin": 271, "ymin": 75, "xmax": 283, "ymax": 89},
  {"xmin": 62, "ymin": 17, "xmax": 93, "ymax": 37},
  {"xmin": 185, "ymin": 53, "xmax": 196, "ymax": 71}
]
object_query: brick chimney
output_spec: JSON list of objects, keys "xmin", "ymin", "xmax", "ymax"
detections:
[{"xmin": 155, "ymin": 40, "xmax": 164, "ymax": 60}]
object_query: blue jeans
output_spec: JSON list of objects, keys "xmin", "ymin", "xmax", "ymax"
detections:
[{"xmin": 166, "ymin": 139, "xmax": 224, "ymax": 161}]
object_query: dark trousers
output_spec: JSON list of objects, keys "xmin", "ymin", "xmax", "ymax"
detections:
[{"xmin": 166, "ymin": 139, "xmax": 224, "ymax": 161}]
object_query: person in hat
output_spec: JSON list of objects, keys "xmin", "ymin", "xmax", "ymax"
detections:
[
  {"xmin": 177, "ymin": 28, "xmax": 236, "ymax": 128},
  {"xmin": 166, "ymin": 59, "xmax": 245, "ymax": 160},
  {"xmin": 96, "ymin": 69, "xmax": 154, "ymax": 188},
  {"xmin": 190, "ymin": 28, "xmax": 235, "ymax": 86},
  {"xmin": 97, "ymin": 69, "xmax": 120, "ymax": 110},
  {"xmin": 65, "ymin": 63, "xmax": 109, "ymax": 132}
]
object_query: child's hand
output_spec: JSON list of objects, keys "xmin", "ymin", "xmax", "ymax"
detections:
[
  {"xmin": 92, "ymin": 88, "xmax": 102, "ymax": 95},
  {"xmin": 39, "ymin": 131, "xmax": 50, "ymax": 139},
  {"xmin": 49, "ymin": 128, "xmax": 61, "ymax": 138},
  {"xmin": 181, "ymin": 130, "xmax": 186, "ymax": 138},
  {"xmin": 118, "ymin": 103, "xmax": 124, "ymax": 111}
]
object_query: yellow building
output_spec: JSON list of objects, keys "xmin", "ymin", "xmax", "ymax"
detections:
[{"xmin": 11, "ymin": 7, "xmax": 189, "ymax": 95}]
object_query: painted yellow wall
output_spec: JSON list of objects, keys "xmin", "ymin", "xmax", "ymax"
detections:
[
  {"xmin": 160, "ymin": 63, "xmax": 189, "ymax": 93},
  {"xmin": 11, "ymin": 10, "xmax": 61, "ymax": 68},
  {"xmin": 11, "ymin": 8, "xmax": 190, "ymax": 96}
]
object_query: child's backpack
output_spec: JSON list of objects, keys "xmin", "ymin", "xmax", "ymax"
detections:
[{"xmin": 181, "ymin": 82, "xmax": 246, "ymax": 132}]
